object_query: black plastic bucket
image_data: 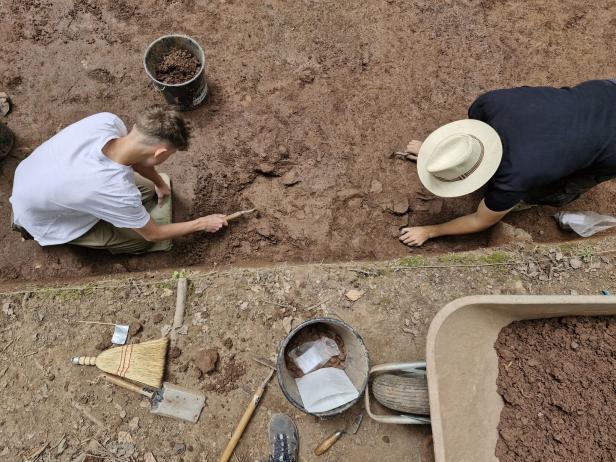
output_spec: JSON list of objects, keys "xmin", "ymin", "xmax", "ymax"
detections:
[
  {"xmin": 0, "ymin": 122, "xmax": 14, "ymax": 161},
  {"xmin": 144, "ymin": 34, "xmax": 208, "ymax": 111}
]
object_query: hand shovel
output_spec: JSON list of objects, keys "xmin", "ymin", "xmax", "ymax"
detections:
[{"xmin": 104, "ymin": 374, "xmax": 205, "ymax": 423}]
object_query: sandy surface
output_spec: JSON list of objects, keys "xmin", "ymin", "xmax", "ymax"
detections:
[
  {"xmin": 2, "ymin": 1, "xmax": 616, "ymax": 281},
  {"xmin": 2, "ymin": 237, "xmax": 616, "ymax": 461}
]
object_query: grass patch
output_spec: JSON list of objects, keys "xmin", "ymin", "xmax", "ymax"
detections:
[
  {"xmin": 398, "ymin": 256, "xmax": 426, "ymax": 267},
  {"xmin": 478, "ymin": 251, "xmax": 510, "ymax": 264}
]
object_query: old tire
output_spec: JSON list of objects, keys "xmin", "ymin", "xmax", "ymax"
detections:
[{"xmin": 372, "ymin": 372, "xmax": 430, "ymax": 416}]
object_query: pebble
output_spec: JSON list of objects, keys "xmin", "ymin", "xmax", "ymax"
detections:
[
  {"xmin": 255, "ymin": 162, "xmax": 276, "ymax": 175},
  {"xmin": 370, "ymin": 180, "xmax": 383, "ymax": 193},
  {"xmin": 281, "ymin": 170, "xmax": 300, "ymax": 186},
  {"xmin": 282, "ymin": 316, "xmax": 293, "ymax": 334},
  {"xmin": 569, "ymin": 258, "xmax": 583, "ymax": 269},
  {"xmin": 174, "ymin": 443, "xmax": 186, "ymax": 455}
]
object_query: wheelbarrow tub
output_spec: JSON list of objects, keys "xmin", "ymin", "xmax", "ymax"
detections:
[{"xmin": 427, "ymin": 295, "xmax": 616, "ymax": 462}]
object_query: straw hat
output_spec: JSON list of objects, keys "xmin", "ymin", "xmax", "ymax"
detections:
[{"xmin": 417, "ymin": 120, "xmax": 502, "ymax": 197}]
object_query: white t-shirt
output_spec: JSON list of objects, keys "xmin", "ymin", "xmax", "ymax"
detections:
[{"xmin": 10, "ymin": 113, "xmax": 150, "ymax": 246}]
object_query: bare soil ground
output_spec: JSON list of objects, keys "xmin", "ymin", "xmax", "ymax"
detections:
[
  {"xmin": 2, "ymin": 238, "xmax": 616, "ymax": 461},
  {"xmin": 2, "ymin": 1, "xmax": 616, "ymax": 281}
]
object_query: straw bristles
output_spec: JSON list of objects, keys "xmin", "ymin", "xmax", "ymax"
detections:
[{"xmin": 96, "ymin": 337, "xmax": 168, "ymax": 388}]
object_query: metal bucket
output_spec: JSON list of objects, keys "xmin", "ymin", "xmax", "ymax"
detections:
[
  {"xmin": 143, "ymin": 34, "xmax": 208, "ymax": 111},
  {"xmin": 276, "ymin": 316, "xmax": 370, "ymax": 417},
  {"xmin": 0, "ymin": 122, "xmax": 14, "ymax": 161}
]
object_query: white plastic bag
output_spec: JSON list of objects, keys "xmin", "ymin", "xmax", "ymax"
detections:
[
  {"xmin": 554, "ymin": 211, "xmax": 616, "ymax": 237},
  {"xmin": 288, "ymin": 337, "xmax": 340, "ymax": 374}
]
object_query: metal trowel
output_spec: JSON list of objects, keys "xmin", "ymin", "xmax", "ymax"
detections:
[{"xmin": 104, "ymin": 374, "xmax": 205, "ymax": 423}]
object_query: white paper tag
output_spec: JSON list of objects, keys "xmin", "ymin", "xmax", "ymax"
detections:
[
  {"xmin": 296, "ymin": 368, "xmax": 359, "ymax": 413},
  {"xmin": 111, "ymin": 324, "xmax": 129, "ymax": 345}
]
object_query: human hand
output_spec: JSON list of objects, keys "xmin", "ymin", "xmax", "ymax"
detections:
[
  {"xmin": 399, "ymin": 226, "xmax": 432, "ymax": 247},
  {"xmin": 195, "ymin": 214, "xmax": 229, "ymax": 233},
  {"xmin": 406, "ymin": 140, "xmax": 423, "ymax": 156},
  {"xmin": 155, "ymin": 182, "xmax": 172, "ymax": 207}
]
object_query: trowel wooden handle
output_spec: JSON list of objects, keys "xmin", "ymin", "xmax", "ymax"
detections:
[
  {"xmin": 71, "ymin": 356, "xmax": 96, "ymax": 366},
  {"xmin": 219, "ymin": 386, "xmax": 264, "ymax": 462},
  {"xmin": 314, "ymin": 431, "xmax": 344, "ymax": 456},
  {"xmin": 103, "ymin": 373, "xmax": 153, "ymax": 399},
  {"xmin": 225, "ymin": 208, "xmax": 256, "ymax": 222}
]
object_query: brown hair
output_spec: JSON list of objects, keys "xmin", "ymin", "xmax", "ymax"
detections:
[{"xmin": 135, "ymin": 106, "xmax": 191, "ymax": 150}]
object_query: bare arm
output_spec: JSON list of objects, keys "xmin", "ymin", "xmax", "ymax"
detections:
[
  {"xmin": 400, "ymin": 200, "xmax": 511, "ymax": 246},
  {"xmin": 134, "ymin": 215, "xmax": 228, "ymax": 242}
]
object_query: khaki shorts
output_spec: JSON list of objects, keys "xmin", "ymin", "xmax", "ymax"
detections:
[{"xmin": 69, "ymin": 173, "xmax": 173, "ymax": 255}]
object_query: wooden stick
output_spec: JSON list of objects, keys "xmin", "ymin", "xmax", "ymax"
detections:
[
  {"xmin": 219, "ymin": 369, "xmax": 274, "ymax": 462},
  {"xmin": 173, "ymin": 277, "xmax": 188, "ymax": 329},
  {"xmin": 72, "ymin": 402, "xmax": 105, "ymax": 428},
  {"xmin": 103, "ymin": 373, "xmax": 153, "ymax": 399},
  {"xmin": 75, "ymin": 321, "xmax": 116, "ymax": 326},
  {"xmin": 225, "ymin": 208, "xmax": 256, "ymax": 222}
]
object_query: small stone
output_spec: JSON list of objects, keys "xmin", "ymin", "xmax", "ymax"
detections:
[
  {"xmin": 128, "ymin": 417, "xmax": 139, "ymax": 431},
  {"xmin": 569, "ymin": 257, "xmax": 583, "ymax": 269},
  {"xmin": 571, "ymin": 341, "xmax": 579, "ymax": 350},
  {"xmin": 570, "ymin": 289, "xmax": 578, "ymax": 296},
  {"xmin": 144, "ymin": 452, "xmax": 157, "ymax": 462},
  {"xmin": 254, "ymin": 162, "xmax": 276, "ymax": 175},
  {"xmin": 345, "ymin": 289, "xmax": 364, "ymax": 302},
  {"xmin": 120, "ymin": 410, "xmax": 127, "ymax": 419},
  {"xmin": 194, "ymin": 349, "xmax": 219, "ymax": 374},
  {"xmin": 174, "ymin": 443, "xmax": 186, "ymax": 455},
  {"xmin": 388, "ymin": 195, "xmax": 409, "ymax": 215},
  {"xmin": 152, "ymin": 313, "xmax": 164, "ymax": 324},
  {"xmin": 129, "ymin": 321, "xmax": 143, "ymax": 336},
  {"xmin": 382, "ymin": 435, "xmax": 390, "ymax": 444},
  {"xmin": 256, "ymin": 222, "xmax": 274, "ymax": 238},
  {"xmin": 0, "ymin": 92, "xmax": 11, "ymax": 117},
  {"xmin": 223, "ymin": 338, "xmax": 233, "ymax": 349},
  {"xmin": 282, "ymin": 316, "xmax": 293, "ymax": 334},
  {"xmin": 281, "ymin": 170, "xmax": 300, "ymax": 186},
  {"xmin": 169, "ymin": 346, "xmax": 182, "ymax": 359},
  {"xmin": 2, "ymin": 302, "xmax": 14, "ymax": 316},
  {"xmin": 370, "ymin": 180, "xmax": 383, "ymax": 193}
]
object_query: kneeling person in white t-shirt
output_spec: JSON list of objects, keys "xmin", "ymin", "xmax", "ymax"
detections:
[{"xmin": 10, "ymin": 107, "xmax": 227, "ymax": 254}]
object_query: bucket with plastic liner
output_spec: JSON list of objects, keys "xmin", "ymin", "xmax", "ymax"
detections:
[
  {"xmin": 144, "ymin": 34, "xmax": 208, "ymax": 111},
  {"xmin": 276, "ymin": 317, "xmax": 369, "ymax": 417}
]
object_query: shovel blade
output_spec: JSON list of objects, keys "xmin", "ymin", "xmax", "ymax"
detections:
[{"xmin": 151, "ymin": 382, "xmax": 206, "ymax": 423}]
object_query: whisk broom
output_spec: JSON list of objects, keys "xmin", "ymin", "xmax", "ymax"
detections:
[{"xmin": 71, "ymin": 337, "xmax": 168, "ymax": 388}]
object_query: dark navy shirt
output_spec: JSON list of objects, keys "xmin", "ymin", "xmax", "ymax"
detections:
[{"xmin": 468, "ymin": 80, "xmax": 616, "ymax": 211}]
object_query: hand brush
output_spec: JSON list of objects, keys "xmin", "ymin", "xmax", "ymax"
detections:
[{"xmin": 71, "ymin": 337, "xmax": 168, "ymax": 388}]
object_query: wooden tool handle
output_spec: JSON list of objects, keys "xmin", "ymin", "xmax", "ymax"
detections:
[
  {"xmin": 173, "ymin": 277, "xmax": 188, "ymax": 329},
  {"xmin": 219, "ymin": 387, "xmax": 263, "ymax": 462},
  {"xmin": 103, "ymin": 374, "xmax": 153, "ymax": 399},
  {"xmin": 71, "ymin": 356, "xmax": 96, "ymax": 366},
  {"xmin": 225, "ymin": 208, "xmax": 256, "ymax": 222},
  {"xmin": 314, "ymin": 431, "xmax": 344, "ymax": 456}
]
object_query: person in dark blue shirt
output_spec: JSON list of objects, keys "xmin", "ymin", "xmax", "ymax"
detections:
[{"xmin": 399, "ymin": 80, "xmax": 616, "ymax": 246}]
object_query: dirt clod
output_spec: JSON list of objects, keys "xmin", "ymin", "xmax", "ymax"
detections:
[
  {"xmin": 194, "ymin": 348, "xmax": 219, "ymax": 374},
  {"xmin": 151, "ymin": 313, "xmax": 164, "ymax": 324},
  {"xmin": 155, "ymin": 48, "xmax": 200, "ymax": 84},
  {"xmin": 129, "ymin": 321, "xmax": 143, "ymax": 336},
  {"xmin": 495, "ymin": 316, "xmax": 616, "ymax": 461}
]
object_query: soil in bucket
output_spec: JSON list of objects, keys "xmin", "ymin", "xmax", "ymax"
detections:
[
  {"xmin": 155, "ymin": 48, "xmax": 201, "ymax": 84},
  {"xmin": 494, "ymin": 316, "xmax": 616, "ymax": 461}
]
